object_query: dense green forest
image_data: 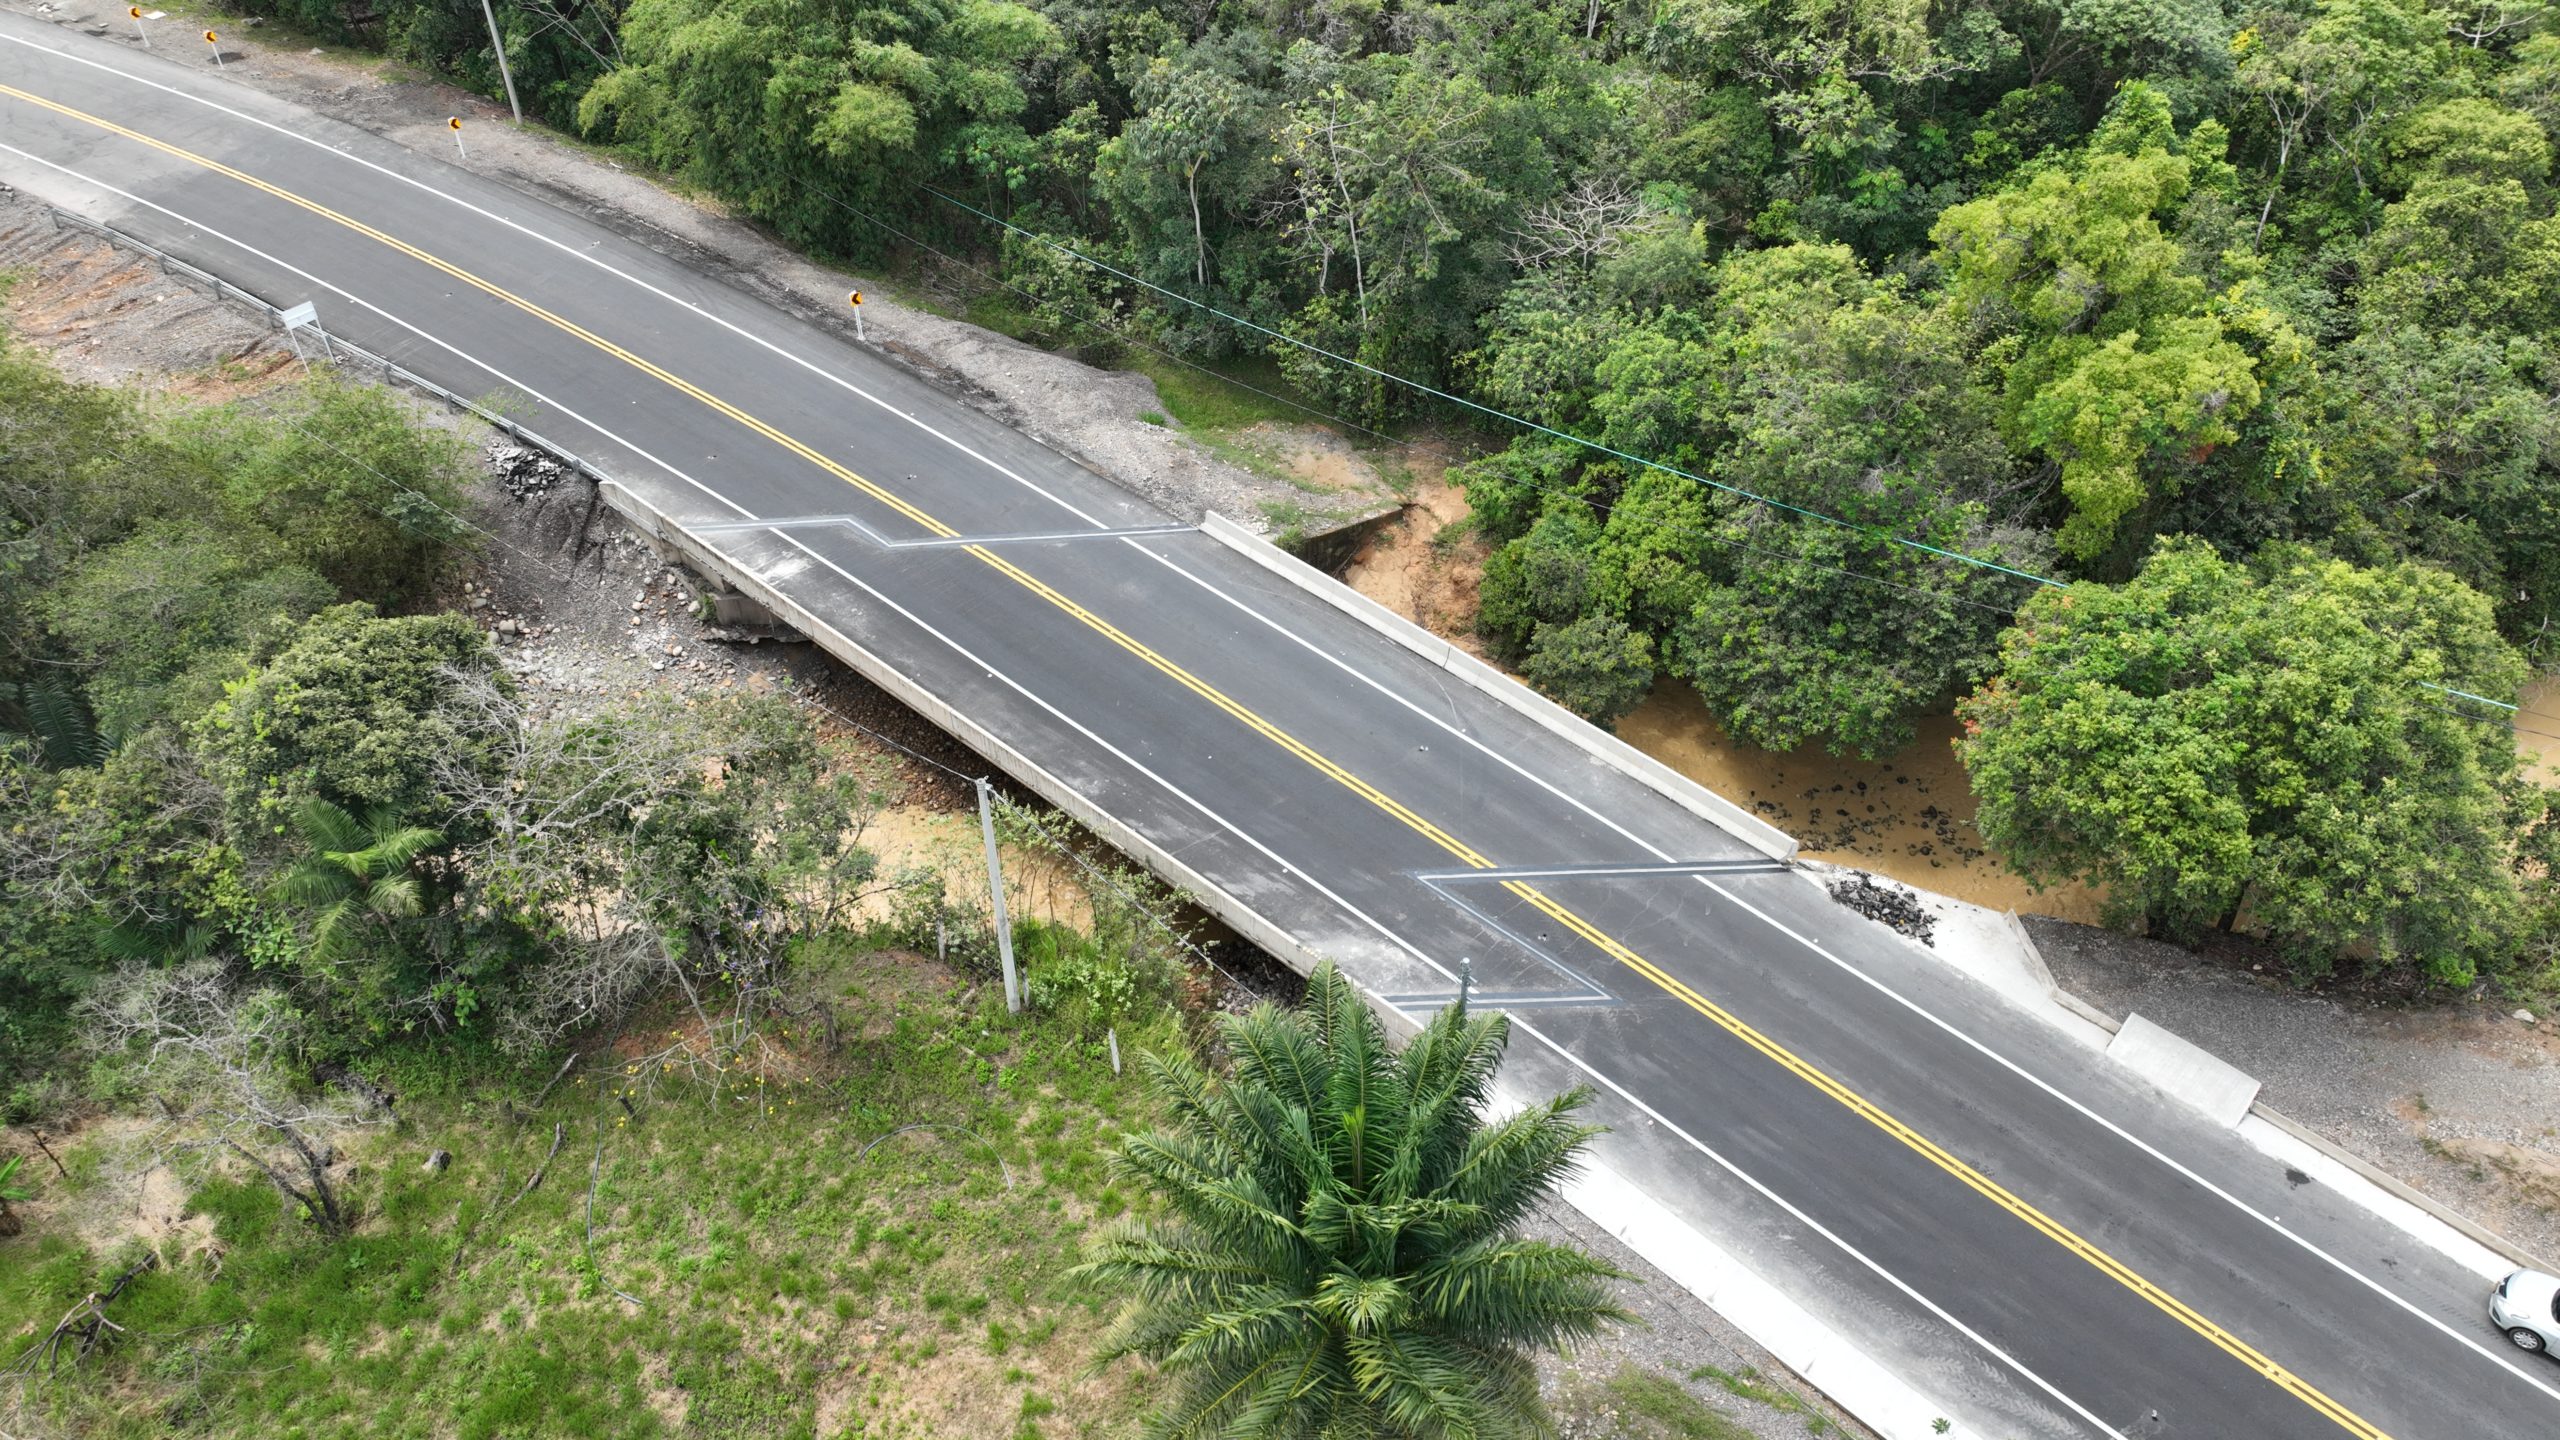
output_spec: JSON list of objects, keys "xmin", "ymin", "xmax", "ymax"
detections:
[
  {"xmin": 5, "ymin": 5, "xmax": 2559, "ymax": 1424},
  {"xmin": 214, "ymin": 0, "xmax": 2560, "ymax": 983}
]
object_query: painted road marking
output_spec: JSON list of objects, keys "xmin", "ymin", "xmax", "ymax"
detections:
[
  {"xmin": 2, "ymin": 131, "xmax": 2061, "ymax": 1432},
  {"xmin": 0, "ymin": 75, "xmax": 2415, "ymax": 1439}
]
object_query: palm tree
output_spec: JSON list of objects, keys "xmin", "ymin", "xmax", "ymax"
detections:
[
  {"xmin": 271, "ymin": 797, "xmax": 444, "ymax": 961},
  {"xmin": 1080, "ymin": 962, "xmax": 1630, "ymax": 1439}
]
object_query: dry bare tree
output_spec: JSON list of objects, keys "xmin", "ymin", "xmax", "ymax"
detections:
[
  {"xmin": 85, "ymin": 963, "xmax": 384, "ymax": 1237},
  {"xmin": 435, "ymin": 671, "xmax": 900, "ymax": 1073},
  {"xmin": 1501, "ymin": 175, "xmax": 1674, "ymax": 271}
]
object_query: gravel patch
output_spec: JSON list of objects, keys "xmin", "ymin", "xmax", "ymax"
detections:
[
  {"xmin": 2026, "ymin": 916, "xmax": 2560, "ymax": 1261},
  {"xmin": 1522, "ymin": 1196, "xmax": 1872, "ymax": 1439}
]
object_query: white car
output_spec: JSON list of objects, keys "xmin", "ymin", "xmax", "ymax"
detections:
[{"xmin": 2491, "ymin": 1269, "xmax": 2560, "ymax": 1354}]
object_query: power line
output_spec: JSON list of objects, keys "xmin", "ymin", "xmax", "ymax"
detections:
[
  {"xmin": 815, "ymin": 180, "xmax": 2024, "ymax": 622},
  {"xmin": 2420, "ymin": 679, "xmax": 2517, "ymax": 713},
  {"xmin": 2429, "ymin": 704, "xmax": 2560, "ymax": 747},
  {"xmin": 916, "ymin": 183, "xmax": 2063, "ymax": 592},
  {"xmin": 801, "ymin": 179, "xmax": 1418, "ymax": 453},
  {"xmin": 246, "ymin": 395, "xmax": 590, "ymax": 586}
]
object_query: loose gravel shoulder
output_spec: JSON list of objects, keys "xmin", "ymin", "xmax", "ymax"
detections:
[{"xmin": 2027, "ymin": 917, "xmax": 2560, "ymax": 1262}]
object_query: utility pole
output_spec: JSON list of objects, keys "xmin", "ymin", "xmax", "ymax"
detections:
[
  {"xmin": 977, "ymin": 779, "xmax": 1021, "ymax": 1013},
  {"xmin": 478, "ymin": 0, "xmax": 524, "ymax": 125}
]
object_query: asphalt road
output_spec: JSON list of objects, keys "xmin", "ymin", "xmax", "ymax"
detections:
[{"xmin": 5, "ymin": 18, "xmax": 2555, "ymax": 1437}]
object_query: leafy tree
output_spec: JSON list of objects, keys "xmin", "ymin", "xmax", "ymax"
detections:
[
  {"xmin": 1082, "ymin": 962, "xmax": 1628, "ymax": 1438},
  {"xmin": 163, "ymin": 377, "xmax": 474, "ymax": 607},
  {"xmin": 577, "ymin": 0, "xmax": 1063, "ymax": 256},
  {"xmin": 193, "ymin": 604, "xmax": 503, "ymax": 832},
  {"xmin": 438, "ymin": 674, "xmax": 875, "ymax": 1052},
  {"xmin": 46, "ymin": 522, "xmax": 333, "ymax": 744},
  {"xmin": 2232, "ymin": 0, "xmax": 2447, "ymax": 248},
  {"xmin": 1100, "ymin": 43, "xmax": 1264, "ymax": 290},
  {"xmin": 1522, "ymin": 613, "xmax": 1656, "ymax": 726},
  {"xmin": 1960, "ymin": 538, "xmax": 2542, "ymax": 983},
  {"xmin": 0, "ymin": 337, "xmax": 166, "ymax": 678},
  {"xmin": 1477, "ymin": 504, "xmax": 1603, "ymax": 658},
  {"xmin": 2358, "ymin": 98, "xmax": 2560, "ymax": 334},
  {"xmin": 1669, "ymin": 517, "xmax": 2044, "ymax": 757},
  {"xmin": 2309, "ymin": 326, "xmax": 2560, "ymax": 648},
  {"xmin": 89, "ymin": 963, "xmax": 384, "ymax": 1236},
  {"xmin": 1934, "ymin": 84, "xmax": 2308, "ymax": 562}
]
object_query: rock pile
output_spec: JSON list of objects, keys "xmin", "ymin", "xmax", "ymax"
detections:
[
  {"xmin": 486, "ymin": 443, "xmax": 568, "ymax": 499},
  {"xmin": 1825, "ymin": 872, "xmax": 1936, "ymax": 945}
]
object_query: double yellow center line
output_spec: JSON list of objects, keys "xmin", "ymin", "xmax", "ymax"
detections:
[{"xmin": 0, "ymin": 78, "xmax": 2387, "ymax": 1439}]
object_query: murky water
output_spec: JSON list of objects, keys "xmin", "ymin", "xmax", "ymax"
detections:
[
  {"xmin": 1617, "ymin": 679, "xmax": 2111, "ymax": 923},
  {"xmin": 1340, "ymin": 485, "xmax": 2558, "ymax": 927},
  {"xmin": 2518, "ymin": 676, "xmax": 2560, "ymax": 787}
]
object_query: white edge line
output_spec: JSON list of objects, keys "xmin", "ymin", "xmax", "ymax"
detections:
[
  {"xmin": 1134, "ymin": 518, "xmax": 2560, "ymax": 1408},
  {"xmin": 0, "ymin": 27, "xmax": 1127, "ymax": 532},
  {"xmin": 24, "ymin": 49, "xmax": 2533, "ymax": 1409},
  {"xmin": 1505, "ymin": 1012, "xmax": 2127, "ymax": 1440},
  {"xmin": 0, "ymin": 137, "xmax": 2053, "ymax": 1440}
]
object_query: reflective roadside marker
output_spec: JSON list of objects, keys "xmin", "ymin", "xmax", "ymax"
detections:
[
  {"xmin": 449, "ymin": 117, "xmax": 467, "ymax": 160},
  {"xmin": 847, "ymin": 289, "xmax": 866, "ymax": 342},
  {"xmin": 203, "ymin": 29, "xmax": 221, "ymax": 67},
  {"xmin": 129, "ymin": 6, "xmax": 148, "ymax": 47}
]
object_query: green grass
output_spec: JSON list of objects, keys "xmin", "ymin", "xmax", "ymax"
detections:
[
  {"xmin": 0, "ymin": 938, "xmax": 1177, "ymax": 1439},
  {"xmin": 1118, "ymin": 351, "xmax": 1314, "ymax": 436},
  {"xmin": 1689, "ymin": 1364, "xmax": 1839, "ymax": 1435},
  {"xmin": 953, "ymin": 290, "xmax": 1324, "ymax": 443},
  {"xmin": 1590, "ymin": 1366, "xmax": 1756, "ymax": 1440}
]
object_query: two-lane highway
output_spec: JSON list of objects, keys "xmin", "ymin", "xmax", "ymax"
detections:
[{"xmin": 4, "ymin": 16, "xmax": 2554, "ymax": 1435}]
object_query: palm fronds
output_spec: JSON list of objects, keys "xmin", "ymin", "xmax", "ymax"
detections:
[{"xmin": 1085, "ymin": 962, "xmax": 1630, "ymax": 1439}]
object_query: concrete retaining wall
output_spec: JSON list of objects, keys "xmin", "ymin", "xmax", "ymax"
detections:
[
  {"xmin": 1197, "ymin": 512, "xmax": 1798, "ymax": 864},
  {"xmin": 592, "ymin": 481, "xmax": 1358, "ymax": 996}
]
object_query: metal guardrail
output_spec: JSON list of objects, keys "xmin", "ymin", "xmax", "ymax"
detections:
[{"xmin": 45, "ymin": 205, "xmax": 609, "ymax": 484}]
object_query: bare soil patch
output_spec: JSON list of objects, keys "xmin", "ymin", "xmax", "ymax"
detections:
[{"xmin": 1341, "ymin": 452, "xmax": 1489, "ymax": 644}]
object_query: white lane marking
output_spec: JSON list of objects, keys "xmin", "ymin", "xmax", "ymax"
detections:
[
  {"xmin": 1131, "ymin": 537, "xmax": 2560, "ymax": 1409},
  {"xmin": 1508, "ymin": 1013, "xmax": 2129, "ymax": 1440},
  {"xmin": 18, "ymin": 60, "xmax": 2541, "ymax": 1404},
  {"xmin": 25, "ymin": 35, "xmax": 2536, "ymax": 1395},
  {"xmin": 1687, "ymin": 871, "xmax": 2560, "ymax": 1407},
  {"xmin": 0, "ymin": 27, "xmax": 1127, "ymax": 534},
  {"xmin": 0, "ymin": 137, "xmax": 1453, "ymax": 1008},
  {"xmin": 0, "ymin": 134, "xmax": 2115, "ymax": 1432}
]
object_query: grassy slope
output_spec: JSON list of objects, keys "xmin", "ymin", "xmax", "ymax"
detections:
[{"xmin": 1, "ymin": 941, "xmax": 1176, "ymax": 1439}]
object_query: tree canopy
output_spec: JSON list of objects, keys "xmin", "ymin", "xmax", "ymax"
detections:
[
  {"xmin": 1959, "ymin": 539, "xmax": 2545, "ymax": 983},
  {"xmin": 1083, "ymin": 962, "xmax": 1627, "ymax": 1437}
]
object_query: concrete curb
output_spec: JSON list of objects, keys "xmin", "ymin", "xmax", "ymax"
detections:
[
  {"xmin": 594, "ymin": 482, "xmax": 1362, "ymax": 994},
  {"xmin": 2003, "ymin": 911, "xmax": 2558, "ymax": 1276},
  {"xmin": 2002, "ymin": 910, "xmax": 2122, "ymax": 1035},
  {"xmin": 2247, "ymin": 1107, "xmax": 2559, "ymax": 1276},
  {"xmin": 2107, "ymin": 1014, "xmax": 2261, "ymax": 1129},
  {"xmin": 1560, "ymin": 1158, "xmax": 1955, "ymax": 1440},
  {"xmin": 1197, "ymin": 511, "xmax": 1798, "ymax": 863}
]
